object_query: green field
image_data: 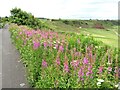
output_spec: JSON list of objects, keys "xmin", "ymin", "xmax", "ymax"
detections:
[
  {"xmin": 79, "ymin": 27, "xmax": 118, "ymax": 48},
  {"xmin": 42, "ymin": 20, "xmax": 118, "ymax": 48}
]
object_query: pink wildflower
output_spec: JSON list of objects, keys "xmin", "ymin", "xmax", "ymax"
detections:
[
  {"xmin": 19, "ymin": 31, "xmax": 22, "ymax": 35},
  {"xmin": 81, "ymin": 78, "xmax": 84, "ymax": 81},
  {"xmin": 89, "ymin": 53, "xmax": 92, "ymax": 58},
  {"xmin": 86, "ymin": 71, "xmax": 90, "ymax": 76},
  {"xmin": 98, "ymin": 66, "xmax": 104, "ymax": 74},
  {"xmin": 70, "ymin": 60, "xmax": 79, "ymax": 68},
  {"xmin": 63, "ymin": 60, "xmax": 69, "ymax": 73},
  {"xmin": 43, "ymin": 42, "xmax": 47, "ymax": 48},
  {"xmin": 88, "ymin": 65, "xmax": 92, "ymax": 71},
  {"xmin": 108, "ymin": 67, "xmax": 112, "ymax": 72},
  {"xmin": 25, "ymin": 31, "xmax": 33, "ymax": 37},
  {"xmin": 42, "ymin": 60, "xmax": 47, "ymax": 67},
  {"xmin": 59, "ymin": 45, "xmax": 64, "ymax": 52},
  {"xmin": 74, "ymin": 52, "xmax": 80, "ymax": 56},
  {"xmin": 56, "ymin": 58, "xmax": 60, "ymax": 66},
  {"xmin": 83, "ymin": 57, "xmax": 89, "ymax": 64},
  {"xmin": 86, "ymin": 70, "xmax": 93, "ymax": 76},
  {"xmin": 49, "ymin": 36, "xmax": 53, "ymax": 39},
  {"xmin": 33, "ymin": 41, "xmax": 40, "ymax": 50},
  {"xmin": 90, "ymin": 76, "xmax": 93, "ymax": 78},
  {"xmin": 78, "ymin": 68, "xmax": 84, "ymax": 78}
]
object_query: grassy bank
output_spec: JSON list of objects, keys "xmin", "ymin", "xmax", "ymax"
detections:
[
  {"xmin": 43, "ymin": 20, "xmax": 118, "ymax": 48},
  {"xmin": 9, "ymin": 24, "xmax": 119, "ymax": 88}
]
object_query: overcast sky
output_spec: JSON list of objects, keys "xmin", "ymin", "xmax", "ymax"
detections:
[{"xmin": 0, "ymin": 0, "xmax": 118, "ymax": 19}]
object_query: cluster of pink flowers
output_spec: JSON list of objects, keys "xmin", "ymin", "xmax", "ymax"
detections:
[
  {"xmin": 98, "ymin": 66, "xmax": 104, "ymax": 74},
  {"xmin": 78, "ymin": 67, "xmax": 84, "ymax": 81},
  {"xmin": 56, "ymin": 57, "xmax": 60, "ymax": 66},
  {"xmin": 83, "ymin": 57, "xmax": 89, "ymax": 64},
  {"xmin": 86, "ymin": 65, "xmax": 93, "ymax": 77},
  {"xmin": 59, "ymin": 45, "xmax": 64, "ymax": 52},
  {"xmin": 43, "ymin": 42, "xmax": 48, "ymax": 48},
  {"xmin": 16, "ymin": 26, "xmax": 118, "ymax": 84},
  {"xmin": 70, "ymin": 60, "xmax": 80, "ymax": 69},
  {"xmin": 63, "ymin": 61, "xmax": 69, "ymax": 73},
  {"xmin": 18, "ymin": 27, "xmax": 66, "ymax": 51},
  {"xmin": 33, "ymin": 41, "xmax": 40, "ymax": 50}
]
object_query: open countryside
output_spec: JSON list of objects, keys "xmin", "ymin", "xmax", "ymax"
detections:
[{"xmin": 0, "ymin": 1, "xmax": 119, "ymax": 89}]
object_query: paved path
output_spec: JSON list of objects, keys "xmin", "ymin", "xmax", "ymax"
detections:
[{"xmin": 1, "ymin": 27, "xmax": 29, "ymax": 88}]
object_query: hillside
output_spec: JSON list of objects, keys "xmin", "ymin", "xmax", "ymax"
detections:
[{"xmin": 40, "ymin": 19, "xmax": 118, "ymax": 48}]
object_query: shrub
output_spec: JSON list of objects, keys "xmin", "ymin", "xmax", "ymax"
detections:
[
  {"xmin": 0, "ymin": 17, "xmax": 9, "ymax": 28},
  {"xmin": 9, "ymin": 8, "xmax": 47, "ymax": 29}
]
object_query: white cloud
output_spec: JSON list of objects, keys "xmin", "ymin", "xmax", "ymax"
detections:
[{"xmin": 0, "ymin": 0, "xmax": 118, "ymax": 19}]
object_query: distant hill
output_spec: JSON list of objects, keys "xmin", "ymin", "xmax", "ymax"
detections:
[{"xmin": 38, "ymin": 18, "xmax": 118, "ymax": 30}]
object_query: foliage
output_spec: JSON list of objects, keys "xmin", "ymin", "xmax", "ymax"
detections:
[
  {"xmin": 0, "ymin": 23, "xmax": 4, "ymax": 29},
  {"xmin": 61, "ymin": 19, "xmax": 118, "ymax": 29},
  {"xmin": 9, "ymin": 24, "xmax": 119, "ymax": 88},
  {"xmin": 9, "ymin": 8, "xmax": 47, "ymax": 29},
  {"xmin": 62, "ymin": 20, "xmax": 81, "ymax": 27},
  {"xmin": 0, "ymin": 17, "xmax": 9, "ymax": 28}
]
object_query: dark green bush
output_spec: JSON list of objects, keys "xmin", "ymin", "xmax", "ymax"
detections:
[
  {"xmin": 0, "ymin": 17, "xmax": 9, "ymax": 28},
  {"xmin": 9, "ymin": 8, "xmax": 48, "ymax": 29}
]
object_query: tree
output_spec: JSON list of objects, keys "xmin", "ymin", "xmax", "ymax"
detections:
[{"xmin": 10, "ymin": 8, "xmax": 47, "ymax": 29}]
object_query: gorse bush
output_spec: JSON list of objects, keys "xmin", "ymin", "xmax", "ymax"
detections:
[
  {"xmin": 9, "ymin": 8, "xmax": 47, "ymax": 29},
  {"xmin": 9, "ymin": 24, "xmax": 119, "ymax": 88}
]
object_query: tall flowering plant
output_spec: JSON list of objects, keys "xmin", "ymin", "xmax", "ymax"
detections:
[{"xmin": 9, "ymin": 24, "xmax": 119, "ymax": 88}]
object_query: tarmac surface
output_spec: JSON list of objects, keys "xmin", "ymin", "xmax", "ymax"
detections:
[{"xmin": 1, "ymin": 26, "xmax": 29, "ymax": 89}]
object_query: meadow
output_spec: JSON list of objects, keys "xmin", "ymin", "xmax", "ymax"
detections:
[
  {"xmin": 9, "ymin": 24, "xmax": 119, "ymax": 88},
  {"xmin": 1, "ymin": 8, "xmax": 119, "ymax": 88},
  {"xmin": 43, "ymin": 20, "xmax": 118, "ymax": 48}
]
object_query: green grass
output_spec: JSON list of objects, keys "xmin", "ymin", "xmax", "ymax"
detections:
[
  {"xmin": 78, "ymin": 28, "xmax": 118, "ymax": 48},
  {"xmin": 44, "ymin": 20, "xmax": 79, "ymax": 33},
  {"xmin": 42, "ymin": 20, "xmax": 118, "ymax": 48}
]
